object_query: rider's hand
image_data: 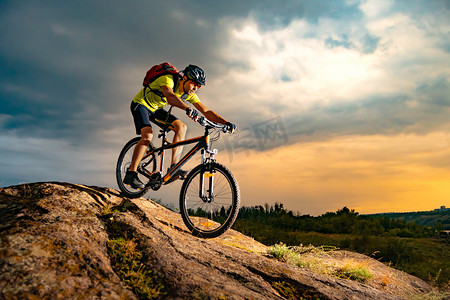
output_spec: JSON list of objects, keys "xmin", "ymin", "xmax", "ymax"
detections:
[
  {"xmin": 225, "ymin": 122, "xmax": 236, "ymax": 133},
  {"xmin": 185, "ymin": 107, "xmax": 198, "ymax": 119}
]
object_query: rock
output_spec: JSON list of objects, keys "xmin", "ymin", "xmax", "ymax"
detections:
[{"xmin": 0, "ymin": 182, "xmax": 434, "ymax": 299}]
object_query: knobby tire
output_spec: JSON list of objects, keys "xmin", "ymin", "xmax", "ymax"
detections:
[
  {"xmin": 179, "ymin": 162, "xmax": 240, "ymax": 238},
  {"xmin": 116, "ymin": 137, "xmax": 156, "ymax": 198}
]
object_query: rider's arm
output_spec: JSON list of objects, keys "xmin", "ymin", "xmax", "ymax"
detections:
[
  {"xmin": 193, "ymin": 102, "xmax": 228, "ymax": 125},
  {"xmin": 161, "ymin": 86, "xmax": 190, "ymax": 110}
]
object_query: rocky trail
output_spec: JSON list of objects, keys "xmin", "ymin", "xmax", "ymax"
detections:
[{"xmin": 0, "ymin": 182, "xmax": 435, "ymax": 299}]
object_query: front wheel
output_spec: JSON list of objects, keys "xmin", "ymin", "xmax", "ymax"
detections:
[
  {"xmin": 116, "ymin": 137, "xmax": 156, "ymax": 198},
  {"xmin": 179, "ymin": 162, "xmax": 240, "ymax": 238}
]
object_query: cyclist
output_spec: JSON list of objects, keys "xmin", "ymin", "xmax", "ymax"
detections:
[{"xmin": 124, "ymin": 64, "xmax": 236, "ymax": 189}]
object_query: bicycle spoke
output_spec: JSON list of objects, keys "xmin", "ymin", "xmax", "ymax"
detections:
[
  {"xmin": 116, "ymin": 138, "xmax": 156, "ymax": 198},
  {"xmin": 214, "ymin": 185, "xmax": 230, "ymax": 197},
  {"xmin": 186, "ymin": 199, "xmax": 205, "ymax": 210}
]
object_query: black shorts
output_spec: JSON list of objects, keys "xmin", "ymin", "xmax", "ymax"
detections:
[{"xmin": 130, "ymin": 101, "xmax": 178, "ymax": 135}]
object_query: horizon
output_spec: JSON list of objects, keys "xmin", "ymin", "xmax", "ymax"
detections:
[
  {"xmin": 236, "ymin": 201, "xmax": 449, "ymax": 216},
  {"xmin": 4, "ymin": 179, "xmax": 449, "ymax": 216},
  {"xmin": 1, "ymin": 0, "xmax": 449, "ymax": 216}
]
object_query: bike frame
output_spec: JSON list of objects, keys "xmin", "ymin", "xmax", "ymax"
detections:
[
  {"xmin": 141, "ymin": 123, "xmax": 216, "ymax": 186},
  {"xmin": 117, "ymin": 111, "xmax": 238, "ymax": 238}
]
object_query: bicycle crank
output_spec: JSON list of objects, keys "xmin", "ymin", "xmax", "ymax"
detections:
[{"xmin": 147, "ymin": 172, "xmax": 162, "ymax": 191}]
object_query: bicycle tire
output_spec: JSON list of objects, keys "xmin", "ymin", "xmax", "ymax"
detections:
[
  {"xmin": 116, "ymin": 137, "xmax": 156, "ymax": 198},
  {"xmin": 179, "ymin": 162, "xmax": 240, "ymax": 238}
]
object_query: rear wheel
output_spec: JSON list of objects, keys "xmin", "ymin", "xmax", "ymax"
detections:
[
  {"xmin": 116, "ymin": 137, "xmax": 156, "ymax": 198},
  {"xmin": 179, "ymin": 162, "xmax": 240, "ymax": 238}
]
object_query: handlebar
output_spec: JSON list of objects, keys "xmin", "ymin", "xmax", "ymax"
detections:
[{"xmin": 195, "ymin": 116, "xmax": 230, "ymax": 133}]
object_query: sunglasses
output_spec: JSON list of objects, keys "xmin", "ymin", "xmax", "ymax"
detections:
[{"xmin": 189, "ymin": 79, "xmax": 201, "ymax": 88}]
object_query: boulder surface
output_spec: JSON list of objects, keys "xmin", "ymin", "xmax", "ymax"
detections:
[{"xmin": 0, "ymin": 182, "xmax": 433, "ymax": 299}]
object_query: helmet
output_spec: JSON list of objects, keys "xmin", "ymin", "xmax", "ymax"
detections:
[{"xmin": 183, "ymin": 64, "xmax": 206, "ymax": 86}]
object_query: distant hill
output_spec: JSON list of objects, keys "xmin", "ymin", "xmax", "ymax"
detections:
[
  {"xmin": 366, "ymin": 209, "xmax": 450, "ymax": 230},
  {"xmin": 234, "ymin": 204, "xmax": 450, "ymax": 288}
]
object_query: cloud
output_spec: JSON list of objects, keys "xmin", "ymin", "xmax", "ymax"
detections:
[
  {"xmin": 0, "ymin": 1, "xmax": 233, "ymax": 141},
  {"xmin": 209, "ymin": 2, "xmax": 449, "ymax": 147},
  {"xmin": 221, "ymin": 74, "xmax": 450, "ymax": 154},
  {"xmin": 227, "ymin": 131, "xmax": 450, "ymax": 215},
  {"xmin": 290, "ymin": 74, "xmax": 450, "ymax": 136},
  {"xmin": 2, "ymin": 0, "xmax": 447, "ymax": 143},
  {"xmin": 0, "ymin": 0, "xmax": 449, "ymax": 215},
  {"xmin": 0, "ymin": 134, "xmax": 116, "ymax": 187}
]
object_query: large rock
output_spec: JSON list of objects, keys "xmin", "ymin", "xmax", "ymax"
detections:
[{"xmin": 0, "ymin": 182, "xmax": 433, "ymax": 299}]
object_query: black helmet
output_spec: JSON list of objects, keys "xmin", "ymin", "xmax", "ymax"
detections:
[{"xmin": 183, "ymin": 64, "xmax": 206, "ymax": 86}]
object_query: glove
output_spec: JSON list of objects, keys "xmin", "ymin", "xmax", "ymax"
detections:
[
  {"xmin": 225, "ymin": 122, "xmax": 236, "ymax": 133},
  {"xmin": 185, "ymin": 107, "xmax": 198, "ymax": 119}
]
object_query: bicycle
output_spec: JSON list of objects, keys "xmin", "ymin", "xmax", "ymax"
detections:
[{"xmin": 116, "ymin": 110, "xmax": 240, "ymax": 238}]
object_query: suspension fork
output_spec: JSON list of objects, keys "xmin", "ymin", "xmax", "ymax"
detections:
[{"xmin": 198, "ymin": 149, "xmax": 216, "ymax": 201}]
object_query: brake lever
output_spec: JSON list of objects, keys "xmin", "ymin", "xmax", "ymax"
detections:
[{"xmin": 196, "ymin": 116, "xmax": 205, "ymax": 125}]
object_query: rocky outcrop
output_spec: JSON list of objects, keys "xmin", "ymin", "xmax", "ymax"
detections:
[{"xmin": 0, "ymin": 182, "xmax": 433, "ymax": 299}]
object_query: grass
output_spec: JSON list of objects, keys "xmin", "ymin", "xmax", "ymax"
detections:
[
  {"xmin": 268, "ymin": 243, "xmax": 373, "ymax": 283},
  {"xmin": 107, "ymin": 236, "xmax": 165, "ymax": 299},
  {"xmin": 98, "ymin": 203, "xmax": 119, "ymax": 216},
  {"xmin": 418, "ymin": 291, "xmax": 450, "ymax": 300},
  {"xmin": 271, "ymin": 280, "xmax": 321, "ymax": 300},
  {"xmin": 269, "ymin": 243, "xmax": 313, "ymax": 268},
  {"xmin": 236, "ymin": 221, "xmax": 450, "ymax": 288},
  {"xmin": 333, "ymin": 265, "xmax": 373, "ymax": 282}
]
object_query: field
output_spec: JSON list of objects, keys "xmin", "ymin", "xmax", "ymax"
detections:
[{"xmin": 232, "ymin": 205, "xmax": 450, "ymax": 287}]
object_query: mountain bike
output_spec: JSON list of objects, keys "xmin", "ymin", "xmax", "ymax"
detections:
[{"xmin": 116, "ymin": 113, "xmax": 240, "ymax": 238}]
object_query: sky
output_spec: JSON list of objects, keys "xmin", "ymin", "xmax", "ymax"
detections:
[{"xmin": 1, "ymin": 0, "xmax": 449, "ymax": 215}]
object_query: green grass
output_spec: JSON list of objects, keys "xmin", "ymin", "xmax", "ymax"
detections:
[
  {"xmin": 271, "ymin": 280, "xmax": 321, "ymax": 300},
  {"xmin": 108, "ymin": 237, "xmax": 165, "ymax": 299},
  {"xmin": 268, "ymin": 243, "xmax": 373, "ymax": 283},
  {"xmin": 269, "ymin": 243, "xmax": 311, "ymax": 268},
  {"xmin": 333, "ymin": 265, "xmax": 373, "ymax": 282},
  {"xmin": 235, "ymin": 218, "xmax": 449, "ymax": 287}
]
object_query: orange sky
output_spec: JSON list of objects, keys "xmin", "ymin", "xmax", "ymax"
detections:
[
  {"xmin": 1, "ymin": 1, "xmax": 449, "ymax": 217},
  {"xmin": 224, "ymin": 131, "xmax": 450, "ymax": 215}
]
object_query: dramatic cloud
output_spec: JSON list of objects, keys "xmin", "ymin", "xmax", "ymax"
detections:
[
  {"xmin": 1, "ymin": 0, "xmax": 449, "ymax": 214},
  {"xmin": 226, "ymin": 131, "xmax": 450, "ymax": 215}
]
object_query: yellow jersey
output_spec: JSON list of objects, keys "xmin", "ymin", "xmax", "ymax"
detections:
[{"xmin": 132, "ymin": 75, "xmax": 200, "ymax": 112}]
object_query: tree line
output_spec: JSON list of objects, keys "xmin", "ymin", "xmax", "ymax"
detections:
[
  {"xmin": 232, "ymin": 203, "xmax": 449, "ymax": 287},
  {"xmin": 236, "ymin": 203, "xmax": 438, "ymax": 238}
]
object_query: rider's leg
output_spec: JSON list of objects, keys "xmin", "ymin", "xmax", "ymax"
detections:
[
  {"xmin": 130, "ymin": 126, "xmax": 153, "ymax": 172},
  {"xmin": 165, "ymin": 120, "xmax": 188, "ymax": 184},
  {"xmin": 170, "ymin": 119, "xmax": 187, "ymax": 165}
]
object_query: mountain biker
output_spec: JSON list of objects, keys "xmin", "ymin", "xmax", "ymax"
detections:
[{"xmin": 124, "ymin": 64, "xmax": 237, "ymax": 189}]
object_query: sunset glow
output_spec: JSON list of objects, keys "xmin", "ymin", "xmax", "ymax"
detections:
[
  {"xmin": 226, "ymin": 132, "xmax": 450, "ymax": 215},
  {"xmin": 1, "ymin": 0, "xmax": 449, "ymax": 215}
]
